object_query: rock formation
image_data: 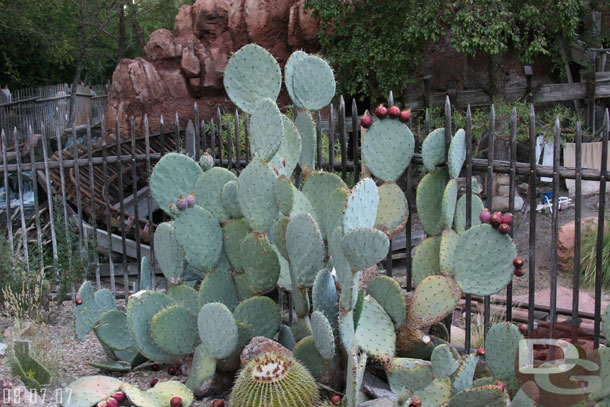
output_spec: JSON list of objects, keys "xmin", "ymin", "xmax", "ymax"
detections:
[{"xmin": 105, "ymin": 0, "xmax": 319, "ymax": 136}]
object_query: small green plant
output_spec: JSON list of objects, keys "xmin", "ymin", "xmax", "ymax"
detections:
[{"xmin": 579, "ymin": 218, "xmax": 610, "ymax": 290}]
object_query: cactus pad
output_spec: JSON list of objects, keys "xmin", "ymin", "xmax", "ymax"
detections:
[
  {"xmin": 151, "ymin": 305, "xmax": 198, "ymax": 356},
  {"xmin": 272, "ymin": 215, "xmax": 290, "ymax": 260},
  {"xmin": 339, "ymin": 312, "xmax": 355, "ymax": 351},
  {"xmin": 147, "ymin": 381, "xmax": 194, "ymax": 407},
  {"xmin": 452, "ymin": 353, "xmax": 480, "ymax": 394},
  {"xmin": 166, "ymin": 284, "xmax": 199, "ymax": 316},
  {"xmin": 223, "ymin": 217, "xmax": 251, "ymax": 271},
  {"xmin": 345, "ymin": 345, "xmax": 367, "ymax": 407},
  {"xmin": 291, "ymin": 54, "xmax": 336, "ymax": 111},
  {"xmin": 154, "ymin": 222, "xmax": 185, "ymax": 283},
  {"xmin": 150, "ymin": 153, "xmax": 202, "ymax": 215},
  {"xmin": 221, "ymin": 180, "xmax": 242, "ymax": 219},
  {"xmin": 312, "ymin": 269, "xmax": 339, "ymax": 331},
  {"xmin": 293, "ymin": 336, "xmax": 340, "ymax": 383},
  {"xmin": 75, "ymin": 281, "xmax": 100, "ymax": 340},
  {"xmin": 302, "ymin": 171, "xmax": 348, "ymax": 237},
  {"xmin": 340, "ymin": 271, "xmax": 361, "ymax": 313},
  {"xmin": 311, "ymin": 310, "xmax": 336, "ymax": 360},
  {"xmin": 387, "ymin": 358, "xmax": 434, "ymax": 392},
  {"xmin": 290, "ymin": 188, "xmax": 316, "ymax": 218},
  {"xmin": 342, "ymin": 227, "xmax": 389, "ymax": 271},
  {"xmin": 233, "ymin": 296, "xmax": 280, "ymax": 338},
  {"xmin": 193, "ymin": 167, "xmax": 237, "ymax": 223},
  {"xmin": 453, "ymin": 223, "xmax": 517, "ymax": 296},
  {"xmin": 198, "ymin": 302, "xmax": 238, "ymax": 360},
  {"xmin": 355, "ymin": 295, "xmax": 395, "ymax": 357},
  {"xmin": 411, "ymin": 236, "xmax": 441, "ymax": 286},
  {"xmin": 140, "ymin": 257, "xmax": 152, "ymax": 291},
  {"xmin": 454, "ymin": 193, "xmax": 485, "ymax": 235},
  {"xmin": 95, "ymin": 309, "xmax": 132, "ymax": 351},
  {"xmin": 422, "ymin": 128, "xmax": 446, "ymax": 172},
  {"xmin": 430, "ymin": 344, "xmax": 460, "ymax": 378},
  {"xmin": 416, "ymin": 168, "xmax": 447, "ymax": 236},
  {"xmin": 362, "ymin": 119, "xmax": 415, "ymax": 181},
  {"xmin": 414, "ymin": 377, "xmax": 452, "ymax": 407},
  {"xmin": 441, "ymin": 179, "xmax": 458, "ymax": 229},
  {"xmin": 237, "ymin": 157, "xmax": 280, "ymax": 233},
  {"xmin": 366, "ymin": 276, "xmax": 406, "ymax": 328},
  {"xmin": 223, "ymin": 44, "xmax": 281, "ymax": 114},
  {"xmin": 119, "ymin": 383, "xmax": 159, "ymax": 407},
  {"xmin": 88, "ymin": 360, "xmax": 132, "ymax": 372},
  {"xmin": 62, "ymin": 376, "xmax": 123, "ymax": 407},
  {"xmin": 448, "ymin": 129, "xmax": 466, "ymax": 179},
  {"xmin": 375, "ymin": 182, "xmax": 409, "ymax": 239},
  {"xmin": 186, "ymin": 344, "xmax": 217, "ymax": 392},
  {"xmin": 343, "ymin": 177, "xmax": 379, "ymax": 233},
  {"xmin": 329, "ymin": 226, "xmax": 351, "ymax": 294},
  {"xmin": 269, "ymin": 115, "xmax": 302, "ymax": 178},
  {"xmin": 285, "ymin": 50, "xmax": 308, "ymax": 108},
  {"xmin": 603, "ymin": 303, "xmax": 610, "ymax": 336},
  {"xmin": 485, "ymin": 322, "xmax": 523, "ymax": 380},
  {"xmin": 295, "ymin": 111, "xmax": 316, "ymax": 171},
  {"xmin": 409, "ymin": 275, "xmax": 461, "ymax": 327},
  {"xmin": 286, "ymin": 213, "xmax": 326, "ymax": 288},
  {"xmin": 240, "ymin": 232, "xmax": 281, "ymax": 294},
  {"xmin": 198, "ymin": 269, "xmax": 239, "ymax": 311},
  {"xmin": 249, "ymin": 98, "xmax": 284, "ymax": 161},
  {"xmin": 278, "ymin": 324, "xmax": 297, "ymax": 350},
  {"xmin": 274, "ymin": 176, "xmax": 294, "ymax": 216},
  {"xmin": 447, "ymin": 385, "xmax": 505, "ymax": 407},
  {"xmin": 439, "ymin": 229, "xmax": 459, "ymax": 275},
  {"xmin": 174, "ymin": 205, "xmax": 223, "ymax": 271}
]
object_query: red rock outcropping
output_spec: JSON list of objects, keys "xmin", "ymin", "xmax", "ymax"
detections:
[{"xmin": 105, "ymin": 0, "xmax": 319, "ymax": 135}]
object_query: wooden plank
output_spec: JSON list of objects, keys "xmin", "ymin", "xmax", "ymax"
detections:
[{"xmin": 84, "ymin": 221, "xmax": 151, "ymax": 260}]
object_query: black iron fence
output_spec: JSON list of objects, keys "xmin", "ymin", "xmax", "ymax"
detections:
[{"xmin": 0, "ymin": 94, "xmax": 608, "ymax": 350}]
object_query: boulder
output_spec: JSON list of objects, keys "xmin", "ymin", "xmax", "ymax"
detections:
[
  {"xmin": 106, "ymin": 0, "xmax": 318, "ymax": 135},
  {"xmin": 557, "ymin": 217, "xmax": 598, "ymax": 273}
]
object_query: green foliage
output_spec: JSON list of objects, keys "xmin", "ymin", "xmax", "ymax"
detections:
[
  {"xmin": 306, "ymin": 0, "xmax": 587, "ymax": 101},
  {"xmin": 305, "ymin": 0, "xmax": 442, "ymax": 102},
  {"xmin": 579, "ymin": 218, "xmax": 610, "ymax": 290}
]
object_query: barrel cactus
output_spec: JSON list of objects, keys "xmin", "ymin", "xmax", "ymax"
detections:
[{"xmin": 230, "ymin": 353, "xmax": 320, "ymax": 407}]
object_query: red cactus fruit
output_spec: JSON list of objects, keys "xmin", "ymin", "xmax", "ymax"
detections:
[
  {"xmin": 176, "ymin": 195, "xmax": 188, "ymax": 211},
  {"xmin": 212, "ymin": 400, "xmax": 224, "ymax": 407},
  {"xmin": 281, "ymin": 158, "xmax": 286, "ymax": 167},
  {"xmin": 170, "ymin": 397, "xmax": 183, "ymax": 407},
  {"xmin": 519, "ymin": 324, "xmax": 528, "ymax": 334},
  {"xmin": 273, "ymin": 167, "xmax": 279, "ymax": 176},
  {"xmin": 375, "ymin": 105, "xmax": 388, "ymax": 119},
  {"xmin": 513, "ymin": 257, "xmax": 524, "ymax": 268},
  {"xmin": 479, "ymin": 209, "xmax": 491, "ymax": 223},
  {"xmin": 497, "ymin": 382, "xmax": 506, "ymax": 392},
  {"xmin": 151, "ymin": 363, "xmax": 160, "ymax": 371},
  {"xmin": 111, "ymin": 392, "xmax": 125, "ymax": 403},
  {"xmin": 96, "ymin": 402, "xmax": 107, "ymax": 407},
  {"xmin": 361, "ymin": 116, "xmax": 373, "ymax": 129},
  {"xmin": 501, "ymin": 213, "xmax": 513, "ymax": 226},
  {"xmin": 476, "ymin": 348, "xmax": 486, "ymax": 357},
  {"xmin": 75, "ymin": 296, "xmax": 83, "ymax": 305},
  {"xmin": 150, "ymin": 378, "xmax": 159, "ymax": 388},
  {"xmin": 409, "ymin": 395, "xmax": 422, "ymax": 407},
  {"xmin": 105, "ymin": 398, "xmax": 118, "ymax": 407},
  {"xmin": 388, "ymin": 106, "xmax": 401, "ymax": 119},
  {"xmin": 514, "ymin": 268, "xmax": 525, "ymax": 277},
  {"xmin": 498, "ymin": 223, "xmax": 510, "ymax": 234},
  {"xmin": 399, "ymin": 109, "xmax": 412, "ymax": 123},
  {"xmin": 185, "ymin": 193, "xmax": 196, "ymax": 208},
  {"xmin": 168, "ymin": 366, "xmax": 177, "ymax": 375},
  {"xmin": 331, "ymin": 395, "xmax": 341, "ymax": 405},
  {"xmin": 489, "ymin": 212, "xmax": 503, "ymax": 227}
]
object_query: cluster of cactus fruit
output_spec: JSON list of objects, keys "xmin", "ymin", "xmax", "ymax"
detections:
[{"xmin": 64, "ymin": 43, "xmax": 610, "ymax": 407}]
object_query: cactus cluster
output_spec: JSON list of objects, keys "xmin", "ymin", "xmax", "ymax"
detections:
[{"xmin": 70, "ymin": 43, "xmax": 547, "ymax": 407}]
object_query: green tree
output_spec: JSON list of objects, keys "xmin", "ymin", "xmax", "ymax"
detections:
[
  {"xmin": 305, "ymin": 0, "xmax": 443, "ymax": 104},
  {"xmin": 305, "ymin": 0, "xmax": 584, "ymax": 102}
]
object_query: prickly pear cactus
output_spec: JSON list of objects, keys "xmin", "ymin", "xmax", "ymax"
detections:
[{"xmin": 9, "ymin": 341, "xmax": 51, "ymax": 391}]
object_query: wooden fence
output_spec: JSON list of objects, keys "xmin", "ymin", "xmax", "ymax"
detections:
[
  {"xmin": 1, "ymin": 94, "xmax": 609, "ymax": 351},
  {"xmin": 0, "ymin": 84, "xmax": 108, "ymax": 147}
]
